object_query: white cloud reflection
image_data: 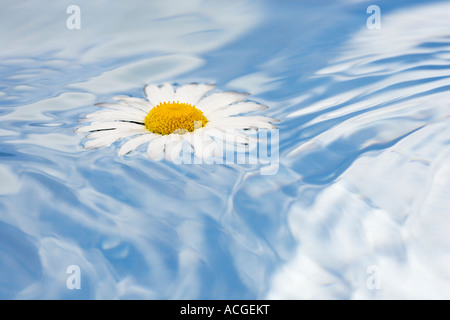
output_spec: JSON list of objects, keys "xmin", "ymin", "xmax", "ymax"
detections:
[{"xmin": 271, "ymin": 1, "xmax": 450, "ymax": 299}]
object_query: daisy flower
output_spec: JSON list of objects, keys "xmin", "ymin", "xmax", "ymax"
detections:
[{"xmin": 76, "ymin": 83, "xmax": 278, "ymax": 162}]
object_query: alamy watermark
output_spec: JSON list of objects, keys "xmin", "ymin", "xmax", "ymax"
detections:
[
  {"xmin": 366, "ymin": 265, "xmax": 381, "ymax": 290},
  {"xmin": 170, "ymin": 127, "xmax": 279, "ymax": 176},
  {"xmin": 66, "ymin": 264, "xmax": 81, "ymax": 290},
  {"xmin": 66, "ymin": 5, "xmax": 381, "ymax": 31},
  {"xmin": 66, "ymin": 5, "xmax": 81, "ymax": 30},
  {"xmin": 366, "ymin": 5, "xmax": 381, "ymax": 30}
]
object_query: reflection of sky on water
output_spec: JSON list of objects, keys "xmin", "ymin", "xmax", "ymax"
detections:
[
  {"xmin": 1, "ymin": 0, "xmax": 450, "ymax": 299},
  {"xmin": 270, "ymin": 1, "xmax": 450, "ymax": 299}
]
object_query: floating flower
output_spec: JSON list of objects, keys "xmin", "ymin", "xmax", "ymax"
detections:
[{"xmin": 76, "ymin": 83, "xmax": 278, "ymax": 161}]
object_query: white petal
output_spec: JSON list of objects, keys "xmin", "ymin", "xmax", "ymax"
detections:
[
  {"xmin": 197, "ymin": 91, "xmax": 250, "ymax": 114},
  {"xmin": 75, "ymin": 121, "xmax": 145, "ymax": 133},
  {"xmin": 164, "ymin": 135, "xmax": 183, "ymax": 162},
  {"xmin": 85, "ymin": 127, "xmax": 146, "ymax": 140},
  {"xmin": 183, "ymin": 130, "xmax": 218, "ymax": 159},
  {"xmin": 112, "ymin": 97, "xmax": 153, "ymax": 113},
  {"xmin": 203, "ymin": 127, "xmax": 256, "ymax": 145},
  {"xmin": 209, "ymin": 116, "xmax": 278, "ymax": 130},
  {"xmin": 83, "ymin": 130, "xmax": 141, "ymax": 149},
  {"xmin": 98, "ymin": 98, "xmax": 151, "ymax": 113},
  {"xmin": 83, "ymin": 136, "xmax": 115, "ymax": 149},
  {"xmin": 158, "ymin": 83, "xmax": 175, "ymax": 101},
  {"xmin": 117, "ymin": 133, "xmax": 157, "ymax": 156},
  {"xmin": 174, "ymin": 83, "xmax": 216, "ymax": 105},
  {"xmin": 144, "ymin": 83, "xmax": 174, "ymax": 106},
  {"xmin": 207, "ymin": 102, "xmax": 268, "ymax": 120},
  {"xmin": 147, "ymin": 135, "xmax": 167, "ymax": 160},
  {"xmin": 87, "ymin": 107, "xmax": 146, "ymax": 118},
  {"xmin": 82, "ymin": 110, "xmax": 146, "ymax": 123}
]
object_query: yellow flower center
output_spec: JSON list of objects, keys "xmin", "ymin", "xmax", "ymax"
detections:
[{"xmin": 144, "ymin": 101, "xmax": 208, "ymax": 135}]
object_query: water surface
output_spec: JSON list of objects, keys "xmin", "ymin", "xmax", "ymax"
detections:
[{"xmin": 1, "ymin": 0, "xmax": 450, "ymax": 299}]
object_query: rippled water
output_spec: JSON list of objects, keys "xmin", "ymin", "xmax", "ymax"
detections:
[{"xmin": 1, "ymin": 0, "xmax": 450, "ymax": 299}]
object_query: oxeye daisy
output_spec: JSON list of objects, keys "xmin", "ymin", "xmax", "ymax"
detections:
[{"xmin": 75, "ymin": 83, "xmax": 278, "ymax": 161}]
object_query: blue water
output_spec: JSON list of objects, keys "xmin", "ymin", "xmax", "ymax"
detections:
[{"xmin": 1, "ymin": 0, "xmax": 450, "ymax": 299}]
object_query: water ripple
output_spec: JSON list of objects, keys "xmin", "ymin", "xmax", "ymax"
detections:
[
  {"xmin": 2, "ymin": 0, "xmax": 450, "ymax": 300},
  {"xmin": 270, "ymin": 1, "xmax": 450, "ymax": 299}
]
